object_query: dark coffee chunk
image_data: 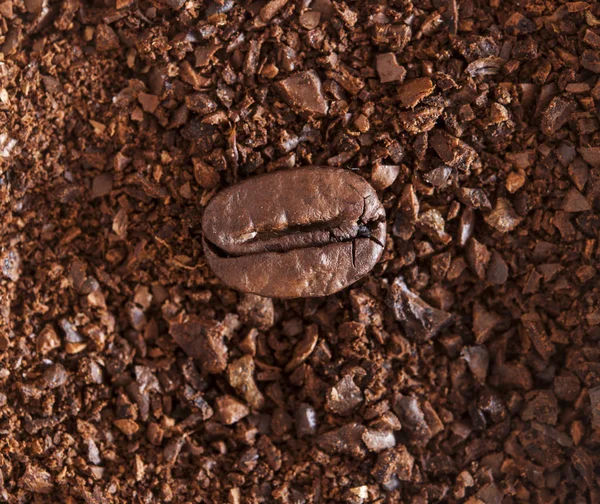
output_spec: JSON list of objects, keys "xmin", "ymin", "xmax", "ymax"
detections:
[
  {"xmin": 541, "ymin": 96, "xmax": 577, "ymax": 135},
  {"xmin": 393, "ymin": 395, "xmax": 433, "ymax": 445},
  {"xmin": 259, "ymin": 0, "xmax": 288, "ymax": 22},
  {"xmin": 168, "ymin": 313, "xmax": 229, "ymax": 374},
  {"xmin": 472, "ymin": 302, "xmax": 502, "ymax": 344},
  {"xmin": 202, "ymin": 167, "xmax": 386, "ymax": 298},
  {"xmin": 554, "ymin": 375, "xmax": 580, "ymax": 402},
  {"xmin": 581, "ymin": 50, "xmax": 600, "ymax": 73},
  {"xmin": 376, "ymin": 53, "xmax": 406, "ymax": 84},
  {"xmin": 386, "ymin": 277, "xmax": 453, "ymax": 342},
  {"xmin": 216, "ymin": 395, "xmax": 249, "ymax": 425},
  {"xmin": 521, "ymin": 390, "xmax": 558, "ymax": 425},
  {"xmin": 227, "ymin": 356, "xmax": 265, "ymax": 410},
  {"xmin": 580, "ymin": 147, "xmax": 600, "ymax": 167},
  {"xmin": 1, "ymin": 249, "xmax": 21, "ymax": 281},
  {"xmin": 521, "ymin": 312, "xmax": 555, "ymax": 360},
  {"xmin": 275, "ymin": 71, "xmax": 329, "ymax": 117},
  {"xmin": 18, "ymin": 466, "xmax": 54, "ymax": 494},
  {"xmin": 397, "ymin": 78, "xmax": 435, "ymax": 108},
  {"xmin": 589, "ymin": 386, "xmax": 600, "ymax": 430},
  {"xmin": 486, "ymin": 250, "xmax": 509, "ymax": 285},
  {"xmin": 95, "ymin": 24, "xmax": 119, "ymax": 52},
  {"xmin": 462, "ymin": 346, "xmax": 489, "ymax": 383},
  {"xmin": 326, "ymin": 374, "xmax": 363, "ymax": 416},
  {"xmin": 373, "ymin": 445, "xmax": 414, "ymax": 490},
  {"xmin": 561, "ymin": 188, "xmax": 591, "ymax": 212},
  {"xmin": 504, "ymin": 12, "xmax": 535, "ymax": 35},
  {"xmin": 317, "ymin": 423, "xmax": 367, "ymax": 457}
]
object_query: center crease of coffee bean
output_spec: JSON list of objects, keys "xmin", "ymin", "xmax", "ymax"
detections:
[{"xmin": 205, "ymin": 215, "xmax": 385, "ymax": 258}]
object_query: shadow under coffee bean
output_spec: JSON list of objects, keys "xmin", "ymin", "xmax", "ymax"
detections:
[{"xmin": 202, "ymin": 167, "xmax": 386, "ymax": 298}]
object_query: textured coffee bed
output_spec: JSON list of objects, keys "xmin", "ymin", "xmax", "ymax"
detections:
[{"xmin": 1, "ymin": 0, "xmax": 600, "ymax": 502}]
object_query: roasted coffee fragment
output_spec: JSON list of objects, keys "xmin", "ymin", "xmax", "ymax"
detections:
[
  {"xmin": 462, "ymin": 346, "xmax": 489, "ymax": 383},
  {"xmin": 376, "ymin": 53, "xmax": 406, "ymax": 83},
  {"xmin": 504, "ymin": 12, "xmax": 535, "ymax": 35},
  {"xmin": 554, "ymin": 375, "xmax": 580, "ymax": 402},
  {"xmin": 541, "ymin": 96, "xmax": 577, "ymax": 135},
  {"xmin": 96, "ymin": 24, "xmax": 119, "ymax": 51},
  {"xmin": 580, "ymin": 146, "xmax": 600, "ymax": 167},
  {"xmin": 466, "ymin": 238, "xmax": 491, "ymax": 281},
  {"xmin": 386, "ymin": 277, "xmax": 453, "ymax": 341},
  {"xmin": 275, "ymin": 71, "xmax": 328, "ymax": 117},
  {"xmin": 472, "ymin": 302, "xmax": 502, "ymax": 344},
  {"xmin": 327, "ymin": 65, "xmax": 365, "ymax": 95},
  {"xmin": 317, "ymin": 423, "xmax": 367, "ymax": 457},
  {"xmin": 193, "ymin": 158, "xmax": 220, "ymax": 189},
  {"xmin": 42, "ymin": 363, "xmax": 68, "ymax": 389},
  {"xmin": 487, "ymin": 250, "xmax": 509, "ymax": 285},
  {"xmin": 484, "ymin": 198, "xmax": 522, "ymax": 233},
  {"xmin": 370, "ymin": 163, "xmax": 400, "ymax": 190},
  {"xmin": 286, "ymin": 324, "xmax": 318, "ymax": 372},
  {"xmin": 457, "ymin": 207, "xmax": 474, "ymax": 247},
  {"xmin": 373, "ymin": 445, "xmax": 414, "ymax": 490},
  {"xmin": 457, "ymin": 188, "xmax": 492, "ymax": 210},
  {"xmin": 36, "ymin": 325, "xmax": 60, "ymax": 355},
  {"xmin": 114, "ymin": 418, "xmax": 139, "ymax": 436},
  {"xmin": 399, "ymin": 105, "xmax": 444, "ymax": 134},
  {"xmin": 521, "ymin": 390, "xmax": 559, "ymax": 425},
  {"xmin": 561, "ymin": 188, "xmax": 591, "ymax": 212},
  {"xmin": 521, "ymin": 312, "xmax": 555, "ymax": 360},
  {"xmin": 1, "ymin": 249, "xmax": 20, "ymax": 281},
  {"xmin": 168, "ymin": 314, "xmax": 229, "ymax": 374},
  {"xmin": 568, "ymin": 158, "xmax": 589, "ymax": 191},
  {"xmin": 237, "ymin": 294, "xmax": 274, "ymax": 331},
  {"xmin": 333, "ymin": 1, "xmax": 357, "ymax": 27},
  {"xmin": 326, "ymin": 374, "xmax": 363, "ymax": 416},
  {"xmin": 393, "ymin": 395, "xmax": 432, "ymax": 445},
  {"xmin": 465, "ymin": 57, "xmax": 504, "ymax": 77},
  {"xmin": 18, "ymin": 466, "xmax": 53, "ymax": 494},
  {"xmin": 572, "ymin": 448, "xmax": 595, "ymax": 487},
  {"xmin": 397, "ymin": 78, "xmax": 435, "ymax": 108},
  {"xmin": 216, "ymin": 395, "xmax": 249, "ymax": 425},
  {"xmin": 299, "ymin": 10, "xmax": 321, "ymax": 29},
  {"xmin": 589, "ymin": 386, "xmax": 600, "ymax": 430},
  {"xmin": 424, "ymin": 165, "xmax": 451, "ymax": 187},
  {"xmin": 259, "ymin": 0, "xmax": 288, "ymax": 21},
  {"xmin": 581, "ymin": 50, "xmax": 600, "ymax": 73},
  {"xmin": 227, "ymin": 356, "xmax": 265, "ymax": 410},
  {"xmin": 430, "ymin": 130, "xmax": 479, "ymax": 173},
  {"xmin": 418, "ymin": 209, "xmax": 451, "ymax": 244}
]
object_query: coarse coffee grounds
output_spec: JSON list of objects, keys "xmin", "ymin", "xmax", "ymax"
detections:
[{"xmin": 0, "ymin": 0, "xmax": 599, "ymax": 502}]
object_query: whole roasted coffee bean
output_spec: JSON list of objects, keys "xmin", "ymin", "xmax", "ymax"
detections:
[{"xmin": 202, "ymin": 167, "xmax": 386, "ymax": 298}]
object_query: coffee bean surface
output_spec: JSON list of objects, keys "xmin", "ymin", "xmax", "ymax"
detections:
[{"xmin": 202, "ymin": 167, "xmax": 386, "ymax": 298}]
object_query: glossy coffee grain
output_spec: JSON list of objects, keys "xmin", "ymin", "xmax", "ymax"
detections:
[{"xmin": 202, "ymin": 167, "xmax": 386, "ymax": 298}]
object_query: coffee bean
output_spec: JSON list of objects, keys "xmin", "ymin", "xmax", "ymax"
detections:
[{"xmin": 202, "ymin": 167, "xmax": 386, "ymax": 298}]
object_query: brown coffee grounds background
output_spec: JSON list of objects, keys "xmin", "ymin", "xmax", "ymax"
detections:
[{"xmin": 0, "ymin": 0, "xmax": 599, "ymax": 502}]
